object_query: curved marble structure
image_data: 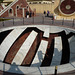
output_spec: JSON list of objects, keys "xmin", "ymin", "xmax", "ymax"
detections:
[
  {"xmin": 59, "ymin": 0, "xmax": 75, "ymax": 16},
  {"xmin": 0, "ymin": 25, "xmax": 75, "ymax": 74}
]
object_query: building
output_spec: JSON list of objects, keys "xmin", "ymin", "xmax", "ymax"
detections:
[
  {"xmin": 2, "ymin": 0, "xmax": 15, "ymax": 6},
  {"xmin": 28, "ymin": 0, "xmax": 75, "ymax": 20},
  {"xmin": 0, "ymin": 4, "xmax": 4, "ymax": 12},
  {"xmin": 27, "ymin": 0, "xmax": 54, "ymax": 4},
  {"xmin": 0, "ymin": 0, "xmax": 33, "ymax": 17},
  {"xmin": 0, "ymin": 0, "xmax": 75, "ymax": 19}
]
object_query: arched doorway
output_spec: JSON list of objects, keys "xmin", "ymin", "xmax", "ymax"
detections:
[
  {"xmin": 16, "ymin": 5, "xmax": 20, "ymax": 17},
  {"xmin": 9, "ymin": 8, "xmax": 13, "ymax": 17}
]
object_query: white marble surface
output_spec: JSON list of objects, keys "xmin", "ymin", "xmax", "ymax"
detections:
[
  {"xmin": 0, "ymin": 62, "xmax": 55, "ymax": 74},
  {"xmin": 31, "ymin": 40, "xmax": 48, "ymax": 67},
  {"xmin": 0, "ymin": 25, "xmax": 75, "ymax": 74},
  {"xmin": 51, "ymin": 36, "xmax": 62, "ymax": 66},
  {"xmin": 12, "ymin": 30, "xmax": 38, "ymax": 65},
  {"xmin": 57, "ymin": 62, "xmax": 75, "ymax": 73},
  {"xmin": 0, "ymin": 29, "xmax": 25, "ymax": 61},
  {"xmin": 0, "ymin": 61, "xmax": 75, "ymax": 74},
  {"xmin": 68, "ymin": 36, "xmax": 75, "ymax": 62},
  {"xmin": 0, "ymin": 25, "xmax": 75, "ymax": 33},
  {"xmin": 43, "ymin": 28, "xmax": 50, "ymax": 38}
]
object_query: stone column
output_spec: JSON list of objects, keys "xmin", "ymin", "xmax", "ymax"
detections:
[
  {"xmin": 16, "ymin": 9, "xmax": 17, "ymax": 17},
  {"xmin": 23, "ymin": 8, "xmax": 25, "ymax": 17}
]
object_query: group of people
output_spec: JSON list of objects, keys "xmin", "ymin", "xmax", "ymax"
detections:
[
  {"xmin": 44, "ymin": 10, "xmax": 54, "ymax": 20},
  {"xmin": 26, "ymin": 11, "xmax": 34, "ymax": 18},
  {"xmin": 44, "ymin": 10, "xmax": 50, "ymax": 17}
]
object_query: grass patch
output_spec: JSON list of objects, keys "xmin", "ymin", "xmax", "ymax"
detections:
[{"xmin": 0, "ymin": 18, "xmax": 10, "ymax": 22}]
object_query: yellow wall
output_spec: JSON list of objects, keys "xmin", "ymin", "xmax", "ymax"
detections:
[
  {"xmin": 29, "ymin": 4, "xmax": 54, "ymax": 14},
  {"xmin": 29, "ymin": 0, "xmax": 75, "ymax": 20},
  {"xmin": 3, "ymin": 0, "xmax": 15, "ymax": 2},
  {"xmin": 3, "ymin": 0, "xmax": 75, "ymax": 19},
  {"xmin": 29, "ymin": 0, "xmax": 59, "ymax": 13}
]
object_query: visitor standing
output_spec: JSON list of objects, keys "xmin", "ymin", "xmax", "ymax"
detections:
[
  {"xmin": 29, "ymin": 11, "xmax": 32, "ymax": 17},
  {"xmin": 26, "ymin": 11, "xmax": 29, "ymax": 18},
  {"xmin": 44, "ymin": 11, "xmax": 46, "ymax": 16},
  {"xmin": 47, "ymin": 10, "xmax": 49, "ymax": 17}
]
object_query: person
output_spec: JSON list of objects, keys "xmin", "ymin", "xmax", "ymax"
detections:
[
  {"xmin": 29, "ymin": 11, "xmax": 32, "ymax": 17},
  {"xmin": 26, "ymin": 11, "xmax": 29, "ymax": 18},
  {"xmin": 44, "ymin": 11, "xmax": 46, "ymax": 16},
  {"xmin": 52, "ymin": 14, "xmax": 54, "ymax": 20},
  {"xmin": 33, "ymin": 12, "xmax": 34, "ymax": 16},
  {"xmin": 47, "ymin": 10, "xmax": 49, "ymax": 17}
]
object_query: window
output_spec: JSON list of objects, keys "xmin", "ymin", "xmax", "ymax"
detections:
[
  {"xmin": 16, "ymin": 5, "xmax": 19, "ymax": 9},
  {"xmin": 9, "ymin": 8, "xmax": 13, "ymax": 13}
]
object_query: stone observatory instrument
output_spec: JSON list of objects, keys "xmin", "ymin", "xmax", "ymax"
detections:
[{"xmin": 59, "ymin": 0, "xmax": 75, "ymax": 15}]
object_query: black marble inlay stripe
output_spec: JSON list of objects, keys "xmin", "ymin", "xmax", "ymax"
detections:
[
  {"xmin": 60, "ymin": 31, "xmax": 70, "ymax": 64},
  {"xmin": 21, "ymin": 32, "xmax": 43, "ymax": 66},
  {"xmin": 0, "ymin": 30, "xmax": 12, "ymax": 44},
  {"xmin": 21, "ymin": 27, "xmax": 44, "ymax": 66},
  {"xmin": 3, "ymin": 28, "xmax": 30, "ymax": 64},
  {"xmin": 41, "ymin": 34, "xmax": 54, "ymax": 67}
]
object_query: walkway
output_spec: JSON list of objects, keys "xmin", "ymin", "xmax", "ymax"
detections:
[{"xmin": 0, "ymin": 14, "xmax": 75, "ymax": 28}]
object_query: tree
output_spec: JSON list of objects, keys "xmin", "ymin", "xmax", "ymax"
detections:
[
  {"xmin": 0, "ymin": 0, "xmax": 4, "ymax": 5},
  {"xmin": 0, "ymin": 0, "xmax": 4, "ymax": 3}
]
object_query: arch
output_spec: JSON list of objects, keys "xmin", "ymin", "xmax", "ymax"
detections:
[
  {"xmin": 0, "ymin": 9, "xmax": 1, "ymax": 12},
  {"xmin": 16, "ymin": 5, "xmax": 20, "ymax": 9},
  {"xmin": 9, "ymin": 8, "xmax": 14, "ymax": 17},
  {"xmin": 16, "ymin": 5, "xmax": 20, "ymax": 17},
  {"xmin": 26, "ymin": 5, "xmax": 29, "ymax": 11}
]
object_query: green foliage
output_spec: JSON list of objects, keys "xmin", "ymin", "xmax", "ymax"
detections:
[
  {"xmin": 27, "ymin": 0, "xmax": 52, "ymax": 1},
  {"xmin": 0, "ymin": 18, "xmax": 10, "ymax": 22},
  {"xmin": 0, "ymin": 0, "xmax": 4, "ymax": 4},
  {"xmin": 7, "ymin": 2, "xmax": 11, "ymax": 6}
]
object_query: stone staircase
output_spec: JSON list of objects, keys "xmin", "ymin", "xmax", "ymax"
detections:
[{"xmin": 0, "ymin": 0, "xmax": 18, "ymax": 16}]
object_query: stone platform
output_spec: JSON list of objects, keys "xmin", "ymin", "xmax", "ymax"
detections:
[{"xmin": 0, "ymin": 25, "xmax": 75, "ymax": 75}]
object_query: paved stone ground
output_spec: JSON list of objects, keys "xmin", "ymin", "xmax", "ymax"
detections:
[
  {"xmin": 0, "ymin": 14, "xmax": 75, "ymax": 29},
  {"xmin": 0, "ymin": 70, "xmax": 75, "ymax": 75}
]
